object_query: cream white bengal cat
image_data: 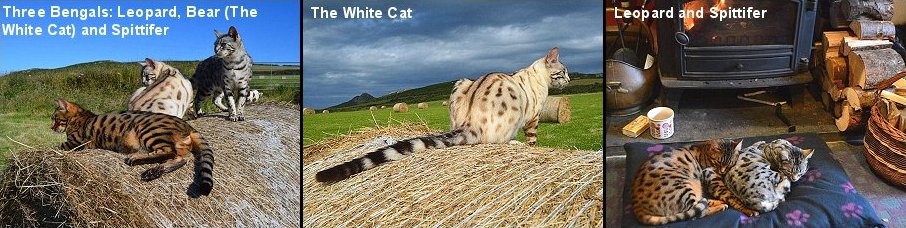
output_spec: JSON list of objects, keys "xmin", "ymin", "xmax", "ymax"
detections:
[
  {"xmin": 317, "ymin": 47, "xmax": 569, "ymax": 183},
  {"xmin": 128, "ymin": 58, "xmax": 194, "ymax": 118}
]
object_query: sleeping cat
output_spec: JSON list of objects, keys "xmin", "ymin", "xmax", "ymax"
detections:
[
  {"xmin": 723, "ymin": 139, "xmax": 814, "ymax": 213},
  {"xmin": 631, "ymin": 139, "xmax": 743, "ymax": 225},
  {"xmin": 316, "ymin": 47, "xmax": 569, "ymax": 183},
  {"xmin": 190, "ymin": 26, "xmax": 253, "ymax": 121}
]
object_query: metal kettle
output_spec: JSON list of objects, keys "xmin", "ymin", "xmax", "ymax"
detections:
[{"xmin": 606, "ymin": 59, "xmax": 658, "ymax": 116}]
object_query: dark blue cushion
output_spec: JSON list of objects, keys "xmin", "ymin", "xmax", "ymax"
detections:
[{"xmin": 621, "ymin": 133, "xmax": 885, "ymax": 227}]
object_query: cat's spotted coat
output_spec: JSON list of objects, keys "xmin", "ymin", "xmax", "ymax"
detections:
[{"xmin": 316, "ymin": 47, "xmax": 569, "ymax": 183}]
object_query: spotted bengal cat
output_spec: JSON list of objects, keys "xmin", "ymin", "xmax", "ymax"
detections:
[
  {"xmin": 316, "ymin": 47, "xmax": 569, "ymax": 183},
  {"xmin": 631, "ymin": 139, "xmax": 743, "ymax": 225},
  {"xmin": 52, "ymin": 98, "xmax": 214, "ymax": 196}
]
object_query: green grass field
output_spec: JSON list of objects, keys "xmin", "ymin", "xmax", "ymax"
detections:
[{"xmin": 303, "ymin": 92, "xmax": 603, "ymax": 150}]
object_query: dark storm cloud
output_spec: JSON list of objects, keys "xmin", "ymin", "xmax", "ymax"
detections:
[{"xmin": 302, "ymin": 1, "xmax": 603, "ymax": 109}]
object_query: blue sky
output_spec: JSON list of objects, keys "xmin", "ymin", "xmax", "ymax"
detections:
[
  {"xmin": 303, "ymin": 0, "xmax": 604, "ymax": 109},
  {"xmin": 0, "ymin": 0, "xmax": 300, "ymax": 73}
]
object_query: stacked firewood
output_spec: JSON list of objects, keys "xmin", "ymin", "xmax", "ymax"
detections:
[{"xmin": 816, "ymin": 19, "xmax": 906, "ymax": 132}]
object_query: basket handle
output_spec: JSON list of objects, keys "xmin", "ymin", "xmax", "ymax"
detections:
[{"xmin": 875, "ymin": 71, "xmax": 906, "ymax": 91}]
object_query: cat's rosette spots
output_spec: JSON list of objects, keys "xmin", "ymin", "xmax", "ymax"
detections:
[
  {"xmin": 785, "ymin": 136, "xmax": 805, "ymax": 144},
  {"xmin": 841, "ymin": 202, "xmax": 864, "ymax": 218},
  {"xmin": 785, "ymin": 209, "xmax": 811, "ymax": 226},
  {"xmin": 739, "ymin": 214, "xmax": 758, "ymax": 224},
  {"xmin": 804, "ymin": 170, "xmax": 822, "ymax": 182}
]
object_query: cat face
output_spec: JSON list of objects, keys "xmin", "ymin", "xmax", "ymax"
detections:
[
  {"xmin": 214, "ymin": 26, "xmax": 242, "ymax": 58},
  {"xmin": 703, "ymin": 138, "xmax": 743, "ymax": 174},
  {"xmin": 140, "ymin": 58, "xmax": 162, "ymax": 86},
  {"xmin": 779, "ymin": 147, "xmax": 814, "ymax": 181},
  {"xmin": 544, "ymin": 47, "xmax": 570, "ymax": 89},
  {"xmin": 51, "ymin": 99, "xmax": 85, "ymax": 133}
]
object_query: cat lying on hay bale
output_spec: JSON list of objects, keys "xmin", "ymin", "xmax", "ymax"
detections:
[
  {"xmin": 0, "ymin": 104, "xmax": 301, "ymax": 227},
  {"xmin": 302, "ymin": 123, "xmax": 603, "ymax": 227}
]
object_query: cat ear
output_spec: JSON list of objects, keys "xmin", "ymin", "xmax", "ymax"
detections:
[
  {"xmin": 545, "ymin": 47, "xmax": 560, "ymax": 64},
  {"xmin": 144, "ymin": 58, "xmax": 155, "ymax": 68},
  {"xmin": 733, "ymin": 139, "xmax": 744, "ymax": 151},
  {"xmin": 801, "ymin": 149, "xmax": 814, "ymax": 159},
  {"xmin": 214, "ymin": 29, "xmax": 223, "ymax": 37},
  {"xmin": 228, "ymin": 26, "xmax": 239, "ymax": 40},
  {"xmin": 55, "ymin": 98, "xmax": 68, "ymax": 111}
]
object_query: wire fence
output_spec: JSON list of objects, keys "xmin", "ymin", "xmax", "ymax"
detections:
[{"xmin": 251, "ymin": 62, "xmax": 299, "ymax": 91}]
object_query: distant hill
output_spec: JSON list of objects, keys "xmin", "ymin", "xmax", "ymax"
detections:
[
  {"xmin": 327, "ymin": 93, "xmax": 376, "ymax": 109},
  {"xmin": 325, "ymin": 72, "xmax": 603, "ymax": 112}
]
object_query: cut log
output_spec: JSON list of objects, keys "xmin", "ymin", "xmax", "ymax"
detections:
[
  {"xmin": 834, "ymin": 100, "xmax": 844, "ymax": 118},
  {"xmin": 822, "ymin": 31, "xmax": 853, "ymax": 51},
  {"xmin": 842, "ymin": 39, "xmax": 893, "ymax": 56},
  {"xmin": 303, "ymin": 108, "xmax": 315, "ymax": 115},
  {"xmin": 836, "ymin": 104, "xmax": 868, "ymax": 131},
  {"xmin": 417, "ymin": 102, "xmax": 429, "ymax": 109},
  {"xmin": 540, "ymin": 97, "xmax": 572, "ymax": 123},
  {"xmin": 850, "ymin": 20, "xmax": 896, "ymax": 40},
  {"xmin": 848, "ymin": 48, "xmax": 906, "ymax": 89},
  {"xmin": 393, "ymin": 103, "xmax": 409, "ymax": 113},
  {"xmin": 881, "ymin": 90, "xmax": 906, "ymax": 106},
  {"xmin": 842, "ymin": 0, "xmax": 894, "ymax": 21},
  {"xmin": 842, "ymin": 87, "xmax": 878, "ymax": 111},
  {"xmin": 826, "ymin": 56, "xmax": 849, "ymax": 85}
]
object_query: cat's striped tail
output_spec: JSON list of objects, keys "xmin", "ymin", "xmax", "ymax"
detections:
[
  {"xmin": 190, "ymin": 132, "xmax": 215, "ymax": 196},
  {"xmin": 316, "ymin": 129, "xmax": 466, "ymax": 183},
  {"xmin": 637, "ymin": 198, "xmax": 709, "ymax": 225}
]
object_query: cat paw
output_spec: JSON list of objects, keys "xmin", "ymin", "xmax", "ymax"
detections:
[
  {"xmin": 527, "ymin": 141, "xmax": 537, "ymax": 147},
  {"xmin": 228, "ymin": 115, "xmax": 242, "ymax": 121},
  {"xmin": 140, "ymin": 168, "xmax": 164, "ymax": 181},
  {"xmin": 124, "ymin": 157, "xmax": 139, "ymax": 166},
  {"xmin": 741, "ymin": 208, "xmax": 760, "ymax": 217},
  {"xmin": 507, "ymin": 140, "xmax": 525, "ymax": 145}
]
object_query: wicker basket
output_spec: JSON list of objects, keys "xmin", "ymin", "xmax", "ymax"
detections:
[{"xmin": 863, "ymin": 101, "xmax": 906, "ymax": 188}]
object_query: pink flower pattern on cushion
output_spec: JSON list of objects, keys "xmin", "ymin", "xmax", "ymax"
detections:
[
  {"xmin": 646, "ymin": 144, "xmax": 664, "ymax": 158},
  {"xmin": 739, "ymin": 215, "xmax": 757, "ymax": 224},
  {"xmin": 842, "ymin": 202, "xmax": 864, "ymax": 218},
  {"xmin": 785, "ymin": 136, "xmax": 805, "ymax": 144},
  {"xmin": 786, "ymin": 210, "xmax": 810, "ymax": 226},
  {"xmin": 804, "ymin": 170, "xmax": 822, "ymax": 182},
  {"xmin": 842, "ymin": 182, "xmax": 856, "ymax": 194}
]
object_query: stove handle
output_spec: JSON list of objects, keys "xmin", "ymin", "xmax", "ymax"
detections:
[{"xmin": 674, "ymin": 32, "xmax": 690, "ymax": 46}]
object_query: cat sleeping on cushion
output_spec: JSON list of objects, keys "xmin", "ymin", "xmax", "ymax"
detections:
[{"xmin": 709, "ymin": 139, "xmax": 814, "ymax": 216}]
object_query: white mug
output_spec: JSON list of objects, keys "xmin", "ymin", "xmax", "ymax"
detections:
[{"xmin": 647, "ymin": 107, "xmax": 675, "ymax": 139}]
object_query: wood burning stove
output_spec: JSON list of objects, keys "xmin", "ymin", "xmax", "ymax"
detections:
[{"xmin": 655, "ymin": 0, "xmax": 818, "ymax": 89}]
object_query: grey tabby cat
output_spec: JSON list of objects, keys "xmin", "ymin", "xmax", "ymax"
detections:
[
  {"xmin": 723, "ymin": 139, "xmax": 813, "ymax": 213},
  {"xmin": 190, "ymin": 26, "xmax": 253, "ymax": 121}
]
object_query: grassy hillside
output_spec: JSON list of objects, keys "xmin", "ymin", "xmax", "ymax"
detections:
[
  {"xmin": 304, "ymin": 92, "xmax": 603, "ymax": 150},
  {"xmin": 0, "ymin": 60, "xmax": 301, "ymax": 167},
  {"xmin": 326, "ymin": 74, "xmax": 603, "ymax": 112}
]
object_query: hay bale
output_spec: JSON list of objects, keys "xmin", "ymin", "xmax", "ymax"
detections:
[
  {"xmin": 380, "ymin": 105, "xmax": 387, "ymax": 109},
  {"xmin": 540, "ymin": 96, "xmax": 572, "ymax": 123},
  {"xmin": 322, "ymin": 110, "xmax": 329, "ymax": 114},
  {"xmin": 1, "ymin": 105, "xmax": 301, "ymax": 227},
  {"xmin": 369, "ymin": 106, "xmax": 377, "ymax": 111},
  {"xmin": 417, "ymin": 102, "xmax": 429, "ymax": 109},
  {"xmin": 393, "ymin": 103, "xmax": 409, "ymax": 113},
  {"xmin": 442, "ymin": 101, "xmax": 448, "ymax": 106},
  {"xmin": 303, "ymin": 107, "xmax": 315, "ymax": 115},
  {"xmin": 303, "ymin": 127, "xmax": 602, "ymax": 227}
]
